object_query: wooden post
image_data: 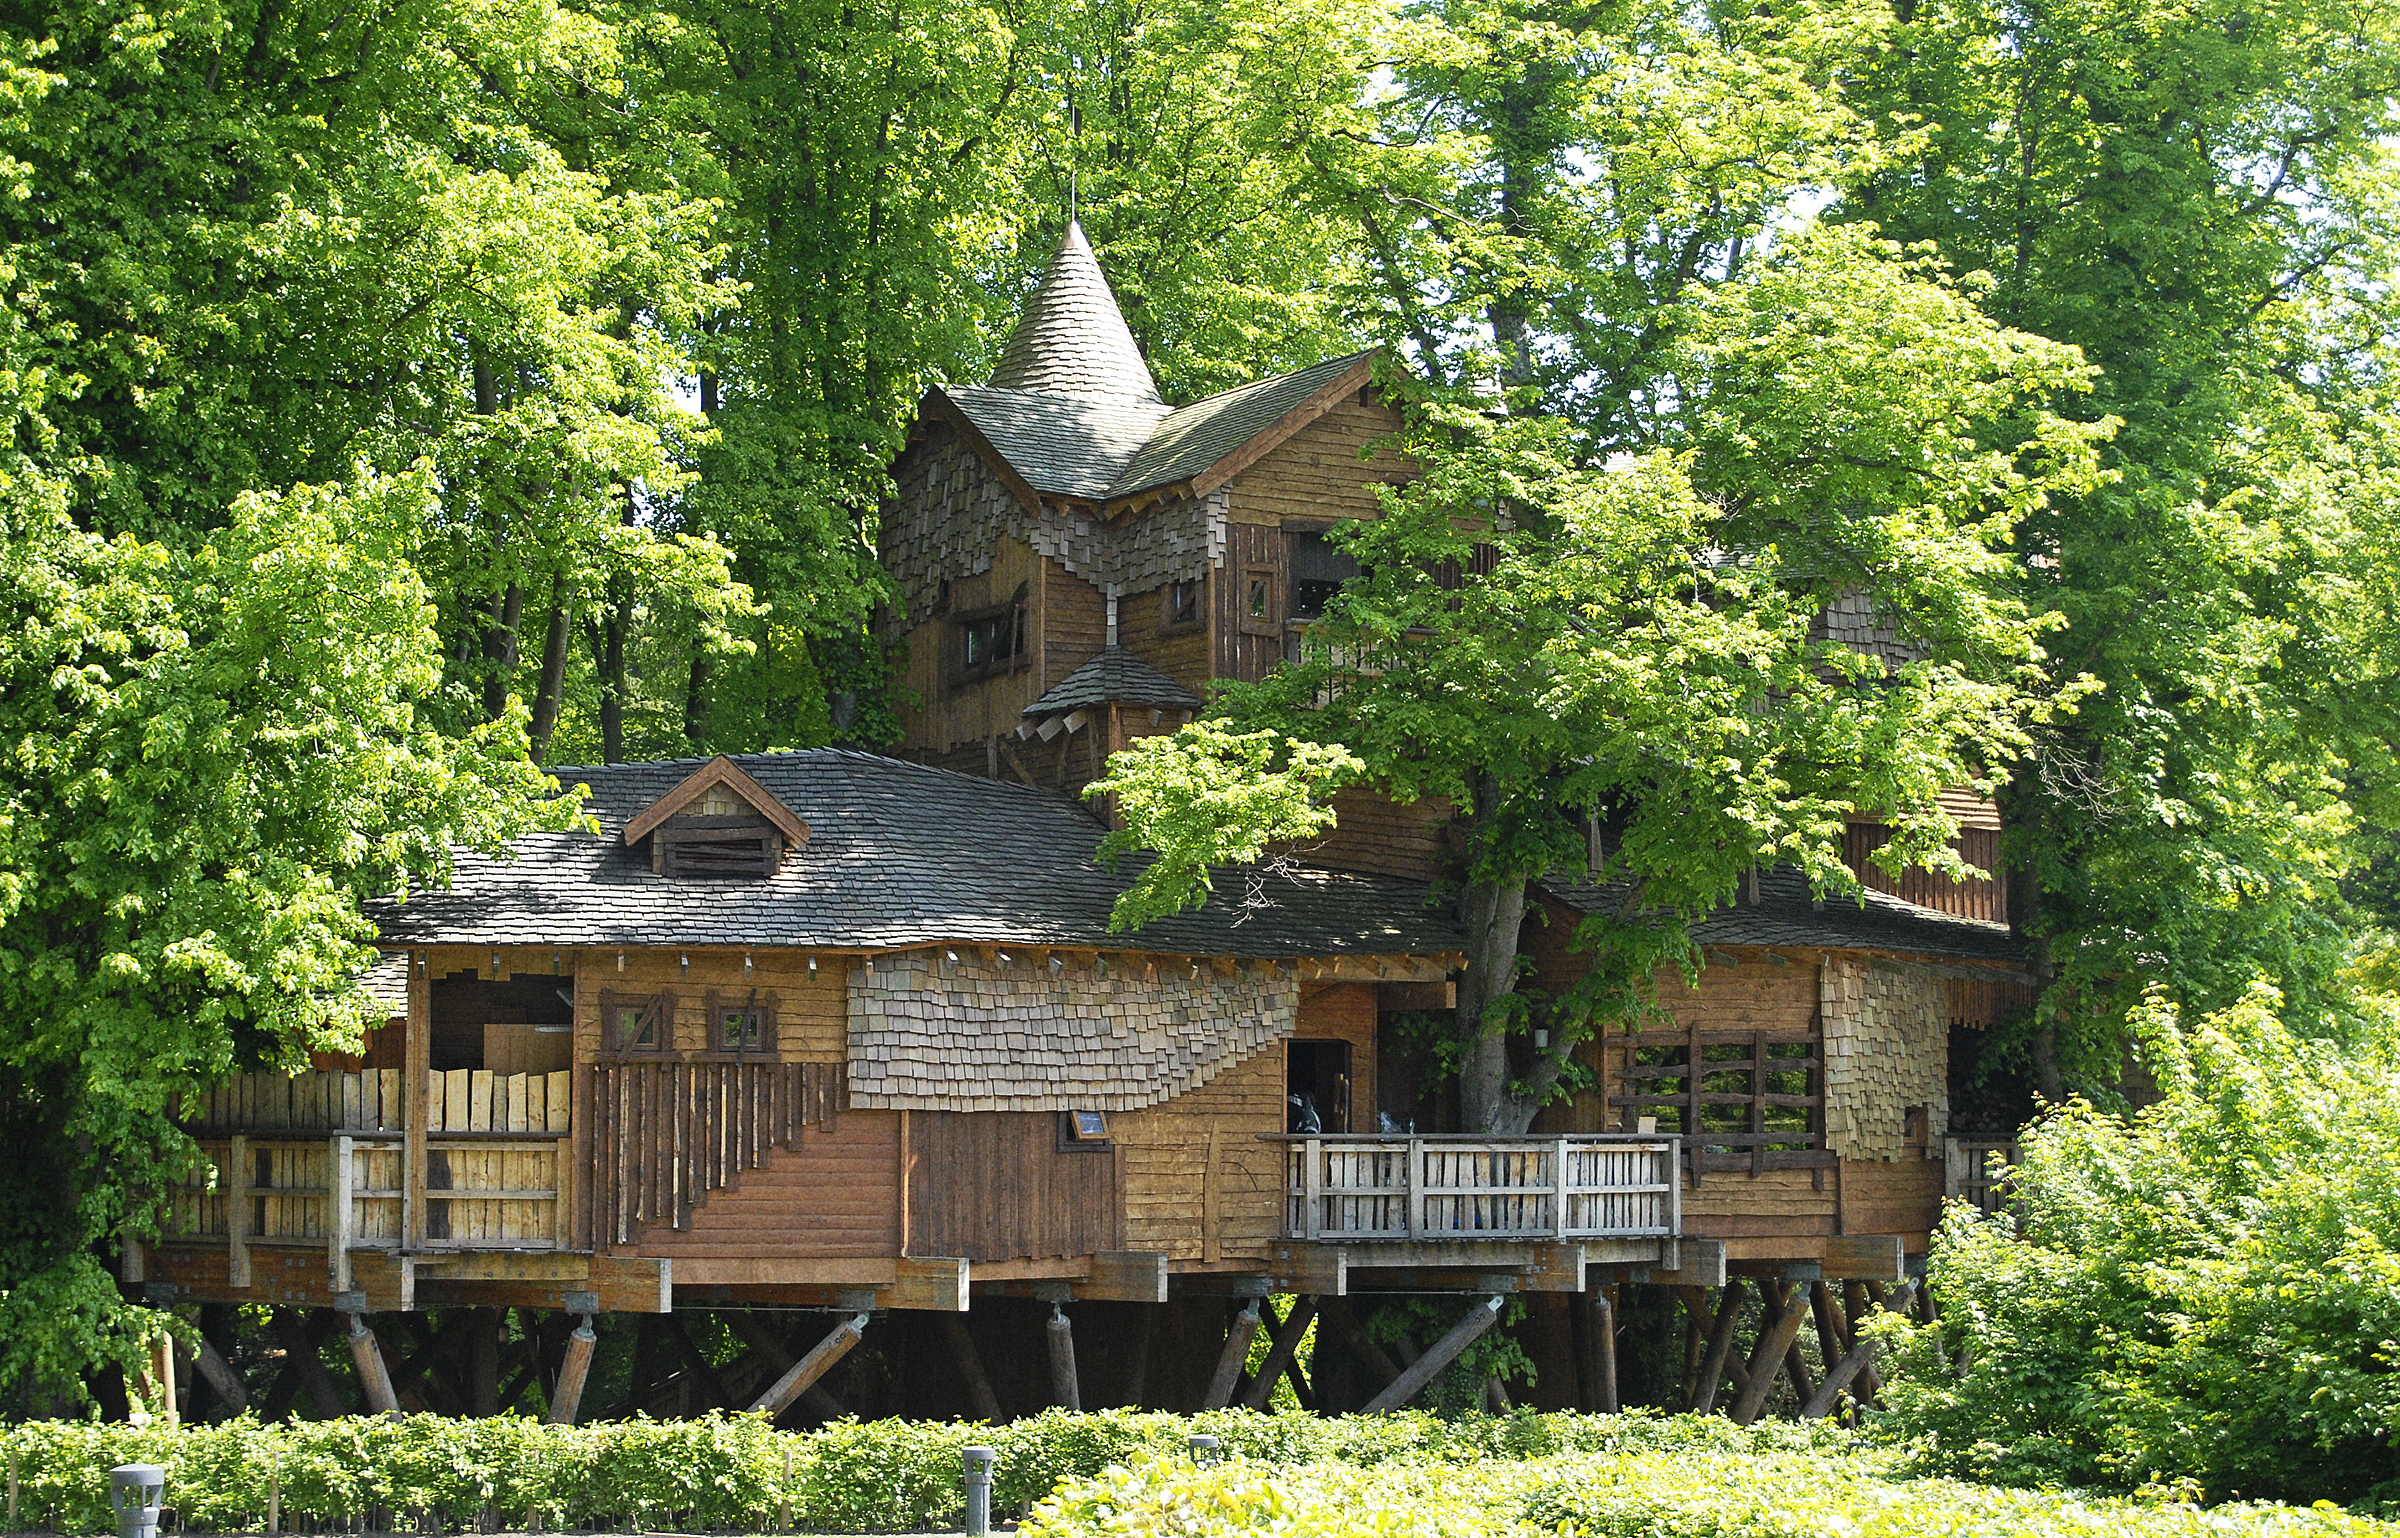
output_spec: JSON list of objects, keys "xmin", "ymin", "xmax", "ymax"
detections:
[
  {"xmin": 1239, "ymin": 1296, "xmax": 1318, "ymax": 1410},
  {"xmin": 469, "ymin": 1308, "xmax": 502, "ymax": 1417},
  {"xmin": 1122, "ymin": 1303, "xmax": 1155, "ymax": 1409},
  {"xmin": 148, "ymin": 1327, "xmax": 179, "ymax": 1428},
  {"xmin": 1200, "ymin": 1301, "xmax": 1261, "ymax": 1410},
  {"xmin": 192, "ymin": 1335, "xmax": 249, "ymax": 1415},
  {"xmin": 265, "ymin": 1461, "xmax": 279, "ymax": 1537},
  {"xmin": 1802, "ymin": 1335, "xmax": 1879, "ymax": 1419},
  {"xmin": 1045, "ymin": 1305, "xmax": 1081, "ymax": 1411},
  {"xmin": 1808, "ymin": 1282, "xmax": 1847, "ymax": 1403},
  {"xmin": 227, "ymin": 1134, "xmax": 251, "ymax": 1290},
  {"xmin": 1728, "ymin": 1283, "xmax": 1810, "ymax": 1425},
  {"xmin": 546, "ymin": 1318, "xmax": 597, "ymax": 1425},
  {"xmin": 272, "ymin": 1308, "xmax": 350, "ymax": 1419},
  {"xmin": 936, "ymin": 1314, "xmax": 1003, "ymax": 1421},
  {"xmin": 405, "ymin": 952, "xmax": 430, "ymax": 1249},
  {"xmin": 1317, "ymin": 1295, "xmax": 1402, "ymax": 1393},
  {"xmin": 347, "ymin": 1315, "xmax": 400, "ymax": 1415},
  {"xmin": 1691, "ymin": 1279, "xmax": 1746, "ymax": 1414},
  {"xmin": 329, "ymin": 1135, "xmax": 354, "ymax": 1294},
  {"xmin": 749, "ymin": 1313, "xmax": 869, "ymax": 1418},
  {"xmin": 1588, "ymin": 1287, "xmax": 1619, "ymax": 1414},
  {"xmin": 1362, "ymin": 1296, "xmax": 1503, "ymax": 1413}
]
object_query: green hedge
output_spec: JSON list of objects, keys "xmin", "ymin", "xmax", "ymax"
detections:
[
  {"xmin": 1024, "ymin": 1443, "xmax": 2400, "ymax": 1538},
  {"xmin": 0, "ymin": 1409, "xmax": 1822, "ymax": 1535}
]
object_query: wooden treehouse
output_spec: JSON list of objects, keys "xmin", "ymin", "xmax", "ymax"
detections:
[{"xmin": 140, "ymin": 222, "xmax": 2035, "ymax": 1425}]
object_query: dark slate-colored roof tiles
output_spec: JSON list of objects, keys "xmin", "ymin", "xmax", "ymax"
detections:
[
  {"xmin": 368, "ymin": 749, "xmax": 1461, "ymax": 959},
  {"xmin": 1109, "ymin": 350, "xmax": 1375, "ymax": 499},
  {"xmin": 986, "ymin": 222, "xmax": 1163, "ymax": 405},
  {"xmin": 1024, "ymin": 648, "xmax": 1205, "ymax": 717},
  {"xmin": 941, "ymin": 385, "xmax": 1169, "ymax": 501},
  {"xmin": 1543, "ymin": 866, "xmax": 2024, "ymax": 966}
]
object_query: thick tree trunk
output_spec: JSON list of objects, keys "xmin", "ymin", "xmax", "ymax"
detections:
[
  {"xmin": 528, "ymin": 574, "xmax": 571, "ymax": 765},
  {"xmin": 1457, "ymin": 872, "xmax": 1532, "ymax": 1132},
  {"xmin": 599, "ymin": 584, "xmax": 627, "ymax": 765},
  {"xmin": 482, "ymin": 582, "xmax": 522, "ymax": 722},
  {"xmin": 684, "ymin": 647, "xmax": 712, "ymax": 749}
]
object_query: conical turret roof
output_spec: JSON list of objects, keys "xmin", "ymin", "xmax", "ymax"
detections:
[{"xmin": 987, "ymin": 222, "xmax": 1162, "ymax": 404}]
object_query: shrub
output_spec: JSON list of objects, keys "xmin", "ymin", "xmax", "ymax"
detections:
[{"xmin": 1876, "ymin": 985, "xmax": 2400, "ymax": 1507}]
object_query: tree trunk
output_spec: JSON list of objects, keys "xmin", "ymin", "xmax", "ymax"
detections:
[
  {"xmin": 528, "ymin": 574, "xmax": 571, "ymax": 765},
  {"xmin": 684, "ymin": 647, "xmax": 712, "ymax": 750},
  {"xmin": 1457, "ymin": 871, "xmax": 1533, "ymax": 1132},
  {"xmin": 482, "ymin": 581, "xmax": 522, "ymax": 723},
  {"xmin": 599, "ymin": 579, "xmax": 627, "ymax": 765}
]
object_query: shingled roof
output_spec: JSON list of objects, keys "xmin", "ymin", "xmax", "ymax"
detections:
[
  {"xmin": 987, "ymin": 222, "xmax": 1163, "ymax": 404},
  {"xmin": 932, "ymin": 225, "xmax": 1383, "ymax": 507},
  {"xmin": 1542, "ymin": 866, "xmax": 2026, "ymax": 967},
  {"xmin": 1024, "ymin": 647, "xmax": 1205, "ymax": 717},
  {"xmin": 367, "ymin": 749, "xmax": 1461, "ymax": 959}
]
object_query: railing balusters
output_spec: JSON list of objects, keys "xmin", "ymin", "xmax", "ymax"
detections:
[{"xmin": 1283, "ymin": 1135, "xmax": 1678, "ymax": 1242}]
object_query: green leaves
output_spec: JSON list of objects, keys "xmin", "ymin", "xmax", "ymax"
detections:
[{"xmin": 1092, "ymin": 725, "xmax": 1366, "ymax": 931}]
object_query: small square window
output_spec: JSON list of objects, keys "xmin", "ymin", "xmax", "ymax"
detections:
[
  {"xmin": 1060, "ymin": 1109, "xmax": 1111, "ymax": 1147},
  {"xmin": 1166, "ymin": 579, "xmax": 1202, "ymax": 627},
  {"xmin": 720, "ymin": 1009, "xmax": 764, "ymax": 1050},
  {"xmin": 1247, "ymin": 573, "xmax": 1272, "ymax": 619},
  {"xmin": 604, "ymin": 992, "xmax": 668, "ymax": 1054}
]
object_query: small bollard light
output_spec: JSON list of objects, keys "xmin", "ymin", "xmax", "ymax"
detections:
[
  {"xmin": 961, "ymin": 1446, "xmax": 994, "ymax": 1537},
  {"xmin": 1187, "ymin": 1434, "xmax": 1221, "ymax": 1467},
  {"xmin": 109, "ymin": 1464, "xmax": 165, "ymax": 1538}
]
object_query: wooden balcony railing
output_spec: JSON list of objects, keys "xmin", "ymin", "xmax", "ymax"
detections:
[
  {"xmin": 1282, "ymin": 1135, "xmax": 1679, "ymax": 1242},
  {"xmin": 171, "ymin": 1067, "xmax": 576, "ymax": 1261}
]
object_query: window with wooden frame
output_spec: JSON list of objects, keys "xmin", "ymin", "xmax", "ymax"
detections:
[
  {"xmin": 1288, "ymin": 529, "xmax": 1362, "ymax": 621},
  {"xmin": 1164, "ymin": 578, "xmax": 1203, "ymax": 628},
  {"xmin": 1606, "ymin": 1017, "xmax": 1829, "ymax": 1180},
  {"xmin": 1239, "ymin": 565, "xmax": 1279, "ymax": 636},
  {"xmin": 954, "ymin": 582, "xmax": 1030, "ymax": 683},
  {"xmin": 602, "ymin": 990, "xmax": 671, "ymax": 1054},
  {"xmin": 1057, "ymin": 1109, "xmax": 1111, "ymax": 1149},
  {"xmin": 706, "ymin": 991, "xmax": 777, "ymax": 1053}
]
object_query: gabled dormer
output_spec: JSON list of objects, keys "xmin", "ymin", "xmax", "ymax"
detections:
[{"xmin": 623, "ymin": 755, "xmax": 810, "ymax": 878}]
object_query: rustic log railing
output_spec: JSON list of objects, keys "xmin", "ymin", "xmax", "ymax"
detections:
[
  {"xmin": 588, "ymin": 1059, "xmax": 842, "ymax": 1246},
  {"xmin": 1607, "ymin": 1022, "xmax": 1831, "ymax": 1180},
  {"xmin": 1281, "ymin": 1135, "xmax": 1679, "ymax": 1242}
]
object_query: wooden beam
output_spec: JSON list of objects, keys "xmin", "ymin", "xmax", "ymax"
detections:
[
  {"xmin": 889, "ymin": 1256, "xmax": 970, "ymax": 1312},
  {"xmin": 1803, "ymin": 1332, "xmax": 1879, "ymax": 1419},
  {"xmin": 1317, "ymin": 1295, "xmax": 1402, "ymax": 1390},
  {"xmin": 191, "ymin": 1335, "xmax": 248, "ymax": 1416},
  {"xmin": 1586, "ymin": 1287, "xmax": 1618, "ymax": 1414},
  {"xmin": 1201, "ymin": 1301, "xmax": 1262, "ymax": 1410},
  {"xmin": 937, "ymin": 1313, "xmax": 1003, "ymax": 1421},
  {"xmin": 1728, "ymin": 1284, "xmax": 1811, "ymax": 1425},
  {"xmin": 1362, "ymin": 1296, "xmax": 1503, "ymax": 1412},
  {"xmin": 1647, "ymin": 1238, "xmax": 1728, "ymax": 1289},
  {"xmin": 1690, "ymin": 1280, "xmax": 1747, "ymax": 1414},
  {"xmin": 1822, "ymin": 1234, "xmax": 1906, "ymax": 1282},
  {"xmin": 1239, "ymin": 1296, "xmax": 1318, "ymax": 1410},
  {"xmin": 723, "ymin": 1309, "xmax": 850, "ymax": 1420},
  {"xmin": 750, "ymin": 1313, "xmax": 869, "ymax": 1417},
  {"xmin": 271, "ymin": 1308, "xmax": 349, "ymax": 1419},
  {"xmin": 1085, "ymin": 1251, "xmax": 1168, "ymax": 1303}
]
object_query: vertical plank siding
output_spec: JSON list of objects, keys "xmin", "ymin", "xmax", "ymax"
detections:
[
  {"xmin": 904, "ymin": 1112, "xmax": 1122, "ymax": 1261},
  {"xmin": 588, "ymin": 1060, "xmax": 843, "ymax": 1248}
]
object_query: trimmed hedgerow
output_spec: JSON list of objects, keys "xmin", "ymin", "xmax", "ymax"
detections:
[{"xmin": 0, "ymin": 1410, "xmax": 2383, "ymax": 1536}]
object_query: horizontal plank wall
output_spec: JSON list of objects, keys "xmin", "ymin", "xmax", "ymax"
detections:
[
  {"xmin": 904, "ymin": 1112, "xmax": 1122, "ymax": 1261},
  {"xmin": 1839, "ymin": 1156, "xmax": 1943, "ymax": 1246},
  {"xmin": 1116, "ymin": 1041, "xmax": 1285, "ymax": 1264},
  {"xmin": 895, "ymin": 531, "xmax": 1047, "ymax": 757},
  {"xmin": 1121, "ymin": 576, "xmax": 1213, "ymax": 696},
  {"xmin": 1297, "ymin": 788, "xmax": 1451, "ymax": 883},
  {"xmin": 632, "ymin": 1112, "xmax": 900, "ymax": 1262},
  {"xmin": 1223, "ymin": 393, "xmax": 1412, "ymax": 527},
  {"xmin": 572, "ymin": 948, "xmax": 846, "ymax": 1063},
  {"xmin": 1295, "ymin": 981, "xmax": 1377, "ymax": 1121}
]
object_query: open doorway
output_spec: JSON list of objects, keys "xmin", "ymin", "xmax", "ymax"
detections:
[{"xmin": 1288, "ymin": 1039, "xmax": 1353, "ymax": 1133}]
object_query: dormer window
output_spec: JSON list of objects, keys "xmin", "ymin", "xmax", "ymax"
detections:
[{"xmin": 623, "ymin": 755, "xmax": 811, "ymax": 881}]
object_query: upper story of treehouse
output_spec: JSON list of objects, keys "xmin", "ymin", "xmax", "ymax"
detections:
[{"xmin": 880, "ymin": 221, "xmax": 1414, "ymax": 790}]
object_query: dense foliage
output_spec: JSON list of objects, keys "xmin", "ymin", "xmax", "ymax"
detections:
[
  {"xmin": 6, "ymin": 1408, "xmax": 2390, "ymax": 1536},
  {"xmin": 1877, "ymin": 984, "xmax": 2400, "ymax": 1507}
]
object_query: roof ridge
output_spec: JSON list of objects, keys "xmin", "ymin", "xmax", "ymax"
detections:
[{"xmin": 1156, "ymin": 348, "xmax": 1379, "ymax": 414}]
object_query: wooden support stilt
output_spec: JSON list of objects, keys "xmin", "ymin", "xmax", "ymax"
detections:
[
  {"xmin": 272, "ymin": 1309, "xmax": 350, "ymax": 1420},
  {"xmin": 725, "ymin": 1308, "xmax": 850, "ymax": 1420},
  {"xmin": 1282, "ymin": 1345, "xmax": 1317, "ymax": 1411},
  {"xmin": 1239, "ymin": 1297, "xmax": 1317, "ymax": 1410},
  {"xmin": 546, "ymin": 1318, "xmax": 597, "ymax": 1425},
  {"xmin": 935, "ymin": 1314, "xmax": 1003, "ymax": 1421},
  {"xmin": 1362, "ymin": 1296, "xmax": 1503, "ymax": 1413},
  {"xmin": 1200, "ymin": 1302, "xmax": 1262, "ymax": 1410},
  {"xmin": 1808, "ymin": 1283, "xmax": 1846, "ymax": 1403},
  {"xmin": 1589, "ymin": 1287, "xmax": 1619, "ymax": 1414},
  {"xmin": 1728, "ymin": 1284, "xmax": 1810, "ymax": 1425},
  {"xmin": 749, "ymin": 1313, "xmax": 869, "ymax": 1418},
  {"xmin": 468, "ymin": 1308, "xmax": 501, "ymax": 1417},
  {"xmin": 666, "ymin": 1311, "xmax": 735, "ymax": 1409},
  {"xmin": 1842, "ymin": 1281, "xmax": 1879, "ymax": 1401},
  {"xmin": 1673, "ymin": 1284, "xmax": 1752, "ymax": 1404},
  {"xmin": 147, "ymin": 1329, "xmax": 179, "ymax": 1428},
  {"xmin": 1122, "ymin": 1304, "xmax": 1155, "ymax": 1409},
  {"xmin": 1318, "ymin": 1296, "xmax": 1402, "ymax": 1391},
  {"xmin": 1691, "ymin": 1279, "xmax": 1747, "ymax": 1414},
  {"xmin": 192, "ymin": 1336, "xmax": 249, "ymax": 1416},
  {"xmin": 1046, "ymin": 1305, "xmax": 1082, "ymax": 1411},
  {"xmin": 346, "ymin": 1316, "xmax": 401, "ymax": 1415}
]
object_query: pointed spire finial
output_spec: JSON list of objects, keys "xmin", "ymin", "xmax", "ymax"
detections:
[{"xmin": 986, "ymin": 222, "xmax": 1162, "ymax": 404}]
